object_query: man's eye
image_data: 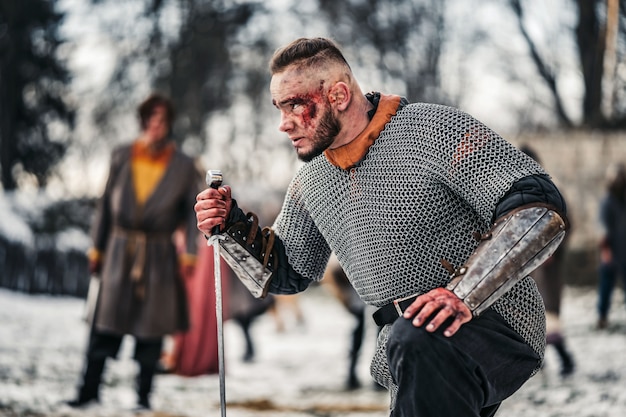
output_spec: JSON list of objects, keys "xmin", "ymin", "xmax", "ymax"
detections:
[{"xmin": 291, "ymin": 103, "xmax": 301, "ymax": 110}]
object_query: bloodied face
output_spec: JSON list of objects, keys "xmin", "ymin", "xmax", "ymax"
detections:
[{"xmin": 270, "ymin": 68, "xmax": 341, "ymax": 162}]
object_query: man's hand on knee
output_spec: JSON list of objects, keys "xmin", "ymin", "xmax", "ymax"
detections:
[{"xmin": 402, "ymin": 288, "xmax": 472, "ymax": 337}]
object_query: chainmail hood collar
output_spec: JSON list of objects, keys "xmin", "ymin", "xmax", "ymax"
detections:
[{"xmin": 324, "ymin": 92, "xmax": 407, "ymax": 170}]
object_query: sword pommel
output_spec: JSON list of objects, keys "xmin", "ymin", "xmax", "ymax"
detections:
[{"xmin": 206, "ymin": 169, "xmax": 223, "ymax": 189}]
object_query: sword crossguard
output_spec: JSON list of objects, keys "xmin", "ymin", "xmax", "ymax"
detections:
[{"xmin": 206, "ymin": 234, "xmax": 226, "ymax": 246}]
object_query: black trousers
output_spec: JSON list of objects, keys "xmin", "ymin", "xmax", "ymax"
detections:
[
  {"xmin": 79, "ymin": 331, "xmax": 163, "ymax": 400},
  {"xmin": 387, "ymin": 310, "xmax": 540, "ymax": 417},
  {"xmin": 87, "ymin": 331, "xmax": 163, "ymax": 365}
]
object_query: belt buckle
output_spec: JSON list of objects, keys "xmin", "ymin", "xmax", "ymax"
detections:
[{"xmin": 392, "ymin": 294, "xmax": 417, "ymax": 316}]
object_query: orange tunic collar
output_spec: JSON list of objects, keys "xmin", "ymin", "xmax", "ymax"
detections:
[
  {"xmin": 324, "ymin": 93, "xmax": 403, "ymax": 170},
  {"xmin": 131, "ymin": 140, "xmax": 175, "ymax": 164}
]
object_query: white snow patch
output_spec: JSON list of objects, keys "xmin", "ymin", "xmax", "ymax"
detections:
[{"xmin": 1, "ymin": 286, "xmax": 626, "ymax": 416}]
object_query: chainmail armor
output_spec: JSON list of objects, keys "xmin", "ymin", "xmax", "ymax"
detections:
[{"xmin": 273, "ymin": 101, "xmax": 547, "ymax": 392}]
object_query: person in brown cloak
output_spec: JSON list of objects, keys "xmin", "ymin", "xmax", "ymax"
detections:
[{"xmin": 67, "ymin": 93, "xmax": 200, "ymax": 410}]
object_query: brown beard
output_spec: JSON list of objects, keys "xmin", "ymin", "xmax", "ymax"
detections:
[{"xmin": 298, "ymin": 107, "xmax": 341, "ymax": 162}]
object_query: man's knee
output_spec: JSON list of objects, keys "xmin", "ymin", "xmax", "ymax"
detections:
[{"xmin": 387, "ymin": 318, "xmax": 441, "ymax": 361}]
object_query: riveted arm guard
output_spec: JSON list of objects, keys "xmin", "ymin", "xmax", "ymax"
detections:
[
  {"xmin": 445, "ymin": 204, "xmax": 567, "ymax": 316},
  {"xmin": 217, "ymin": 211, "xmax": 275, "ymax": 299}
]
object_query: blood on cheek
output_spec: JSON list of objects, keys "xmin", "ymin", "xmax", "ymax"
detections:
[
  {"xmin": 291, "ymin": 93, "xmax": 322, "ymax": 128},
  {"xmin": 300, "ymin": 103, "xmax": 317, "ymax": 128}
]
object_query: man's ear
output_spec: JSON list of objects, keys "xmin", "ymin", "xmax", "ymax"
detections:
[{"xmin": 328, "ymin": 82, "xmax": 351, "ymax": 111}]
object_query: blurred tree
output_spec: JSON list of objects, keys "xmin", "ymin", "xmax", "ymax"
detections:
[
  {"xmin": 0, "ymin": 0, "xmax": 74, "ymax": 191},
  {"xmin": 155, "ymin": 0, "xmax": 264, "ymax": 148},
  {"xmin": 574, "ymin": 0, "xmax": 604, "ymax": 127},
  {"xmin": 508, "ymin": 0, "xmax": 626, "ymax": 129},
  {"xmin": 317, "ymin": 0, "xmax": 451, "ymax": 105},
  {"xmin": 78, "ymin": 0, "xmax": 625, "ymax": 186},
  {"xmin": 508, "ymin": 0, "xmax": 574, "ymax": 128},
  {"xmin": 89, "ymin": 0, "xmax": 265, "ymax": 153}
]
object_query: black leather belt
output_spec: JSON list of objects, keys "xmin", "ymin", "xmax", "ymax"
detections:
[{"xmin": 372, "ymin": 294, "xmax": 419, "ymax": 327}]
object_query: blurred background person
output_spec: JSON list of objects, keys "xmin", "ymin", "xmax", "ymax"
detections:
[
  {"xmin": 520, "ymin": 144, "xmax": 575, "ymax": 377},
  {"xmin": 268, "ymin": 294, "xmax": 305, "ymax": 334},
  {"xmin": 66, "ymin": 93, "xmax": 200, "ymax": 410},
  {"xmin": 596, "ymin": 162, "xmax": 626, "ymax": 330}
]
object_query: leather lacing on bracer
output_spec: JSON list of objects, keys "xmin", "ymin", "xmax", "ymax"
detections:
[
  {"xmin": 261, "ymin": 227, "xmax": 276, "ymax": 269},
  {"xmin": 243, "ymin": 212, "xmax": 276, "ymax": 270}
]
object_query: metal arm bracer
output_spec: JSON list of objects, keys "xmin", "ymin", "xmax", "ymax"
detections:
[
  {"xmin": 445, "ymin": 205, "xmax": 567, "ymax": 316},
  {"xmin": 216, "ymin": 212, "xmax": 275, "ymax": 299}
]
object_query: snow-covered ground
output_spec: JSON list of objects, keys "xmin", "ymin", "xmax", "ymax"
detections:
[{"xmin": 1, "ymin": 284, "xmax": 626, "ymax": 417}]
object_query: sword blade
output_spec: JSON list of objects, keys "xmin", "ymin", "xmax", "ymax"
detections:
[{"xmin": 211, "ymin": 237, "xmax": 227, "ymax": 417}]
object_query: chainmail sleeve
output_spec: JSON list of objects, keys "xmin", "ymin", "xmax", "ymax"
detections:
[{"xmin": 272, "ymin": 174, "xmax": 333, "ymax": 283}]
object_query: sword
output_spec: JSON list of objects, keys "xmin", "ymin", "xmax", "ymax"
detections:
[{"xmin": 206, "ymin": 169, "xmax": 227, "ymax": 417}]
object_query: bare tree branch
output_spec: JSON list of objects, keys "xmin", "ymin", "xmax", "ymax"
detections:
[{"xmin": 508, "ymin": 0, "xmax": 573, "ymax": 127}]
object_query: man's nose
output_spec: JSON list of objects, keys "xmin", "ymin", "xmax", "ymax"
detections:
[{"xmin": 278, "ymin": 115, "xmax": 293, "ymax": 132}]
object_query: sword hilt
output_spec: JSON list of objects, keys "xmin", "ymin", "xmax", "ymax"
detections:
[{"xmin": 206, "ymin": 169, "xmax": 223, "ymax": 236}]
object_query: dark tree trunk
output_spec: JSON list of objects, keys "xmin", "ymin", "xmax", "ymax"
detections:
[
  {"xmin": 576, "ymin": 0, "xmax": 605, "ymax": 127},
  {"xmin": 0, "ymin": 1, "xmax": 19, "ymax": 190}
]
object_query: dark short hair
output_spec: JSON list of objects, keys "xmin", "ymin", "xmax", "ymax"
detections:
[
  {"xmin": 137, "ymin": 93, "xmax": 175, "ymax": 130},
  {"xmin": 269, "ymin": 37, "xmax": 350, "ymax": 74}
]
